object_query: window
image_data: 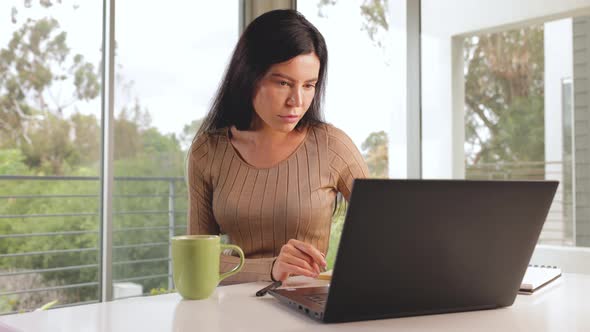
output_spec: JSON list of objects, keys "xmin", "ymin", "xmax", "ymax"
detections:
[
  {"xmin": 0, "ymin": 1, "xmax": 103, "ymax": 314},
  {"xmin": 421, "ymin": 0, "xmax": 590, "ymax": 270}
]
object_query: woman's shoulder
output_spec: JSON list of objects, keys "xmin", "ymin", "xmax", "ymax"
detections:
[
  {"xmin": 317, "ymin": 123, "xmax": 368, "ymax": 177},
  {"xmin": 309, "ymin": 122, "xmax": 347, "ymax": 137},
  {"xmin": 189, "ymin": 127, "xmax": 229, "ymax": 156},
  {"xmin": 312, "ymin": 122, "xmax": 356, "ymax": 149}
]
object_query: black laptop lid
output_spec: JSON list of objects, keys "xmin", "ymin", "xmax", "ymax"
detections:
[{"xmin": 323, "ymin": 179, "xmax": 558, "ymax": 323}]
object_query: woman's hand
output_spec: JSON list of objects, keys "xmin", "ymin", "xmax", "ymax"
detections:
[{"xmin": 271, "ymin": 239, "xmax": 327, "ymax": 281}]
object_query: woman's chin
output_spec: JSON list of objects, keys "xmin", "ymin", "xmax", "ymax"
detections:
[{"xmin": 272, "ymin": 122, "xmax": 299, "ymax": 133}]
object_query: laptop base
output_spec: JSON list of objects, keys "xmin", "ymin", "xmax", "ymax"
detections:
[{"xmin": 269, "ymin": 286, "xmax": 328, "ymax": 321}]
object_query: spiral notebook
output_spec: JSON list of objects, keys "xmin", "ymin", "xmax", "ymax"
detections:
[
  {"xmin": 318, "ymin": 264, "xmax": 562, "ymax": 294},
  {"xmin": 519, "ymin": 265, "xmax": 562, "ymax": 294}
]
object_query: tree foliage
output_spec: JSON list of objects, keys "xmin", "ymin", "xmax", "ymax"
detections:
[
  {"xmin": 361, "ymin": 130, "xmax": 388, "ymax": 178},
  {"xmin": 464, "ymin": 26, "xmax": 545, "ymax": 165},
  {"xmin": 179, "ymin": 118, "xmax": 203, "ymax": 150},
  {"xmin": 0, "ymin": 17, "xmax": 99, "ymax": 149}
]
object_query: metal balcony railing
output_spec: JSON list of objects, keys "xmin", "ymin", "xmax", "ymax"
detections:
[
  {"xmin": 466, "ymin": 160, "xmax": 575, "ymax": 246},
  {"xmin": 0, "ymin": 175, "xmax": 187, "ymax": 315}
]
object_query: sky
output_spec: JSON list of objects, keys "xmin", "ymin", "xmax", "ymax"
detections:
[{"xmin": 2, "ymin": 0, "xmax": 395, "ymax": 149}]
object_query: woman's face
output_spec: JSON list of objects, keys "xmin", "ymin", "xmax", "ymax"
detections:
[{"xmin": 252, "ymin": 52, "xmax": 320, "ymax": 133}]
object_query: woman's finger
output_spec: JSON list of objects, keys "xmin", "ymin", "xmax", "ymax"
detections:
[
  {"xmin": 285, "ymin": 245, "xmax": 321, "ymax": 274},
  {"xmin": 283, "ymin": 244, "xmax": 315, "ymax": 265},
  {"xmin": 288, "ymin": 239, "xmax": 326, "ymax": 267},
  {"xmin": 279, "ymin": 262, "xmax": 317, "ymax": 278},
  {"xmin": 312, "ymin": 261, "xmax": 321, "ymax": 274},
  {"xmin": 282, "ymin": 252, "xmax": 317, "ymax": 275}
]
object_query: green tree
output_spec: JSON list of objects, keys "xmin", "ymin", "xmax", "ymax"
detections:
[
  {"xmin": 361, "ymin": 130, "xmax": 388, "ymax": 178},
  {"xmin": 179, "ymin": 118, "xmax": 203, "ymax": 150},
  {"xmin": 0, "ymin": 17, "xmax": 100, "ymax": 171},
  {"xmin": 70, "ymin": 113, "xmax": 100, "ymax": 168},
  {"xmin": 464, "ymin": 26, "xmax": 545, "ymax": 165},
  {"xmin": 20, "ymin": 113, "xmax": 77, "ymax": 175},
  {"xmin": 0, "ymin": 149, "xmax": 29, "ymax": 175}
]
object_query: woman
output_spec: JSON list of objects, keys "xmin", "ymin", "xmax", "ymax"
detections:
[{"xmin": 188, "ymin": 9, "xmax": 369, "ymax": 284}]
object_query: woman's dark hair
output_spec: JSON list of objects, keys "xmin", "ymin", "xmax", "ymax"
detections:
[{"xmin": 196, "ymin": 9, "xmax": 328, "ymax": 137}]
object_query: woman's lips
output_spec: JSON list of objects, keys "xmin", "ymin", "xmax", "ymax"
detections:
[{"xmin": 279, "ymin": 115, "xmax": 300, "ymax": 123}]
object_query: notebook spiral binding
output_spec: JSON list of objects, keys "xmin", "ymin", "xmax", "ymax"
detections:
[{"xmin": 529, "ymin": 264, "xmax": 559, "ymax": 269}]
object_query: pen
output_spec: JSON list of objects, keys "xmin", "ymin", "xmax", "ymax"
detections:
[{"xmin": 255, "ymin": 280, "xmax": 282, "ymax": 297}]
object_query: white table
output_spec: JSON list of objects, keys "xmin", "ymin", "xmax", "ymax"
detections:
[{"xmin": 1, "ymin": 274, "xmax": 589, "ymax": 332}]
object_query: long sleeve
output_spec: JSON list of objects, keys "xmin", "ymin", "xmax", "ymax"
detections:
[
  {"xmin": 187, "ymin": 134, "xmax": 275, "ymax": 284},
  {"xmin": 187, "ymin": 135, "xmax": 219, "ymax": 235},
  {"xmin": 328, "ymin": 126, "xmax": 370, "ymax": 201},
  {"xmin": 218, "ymin": 255, "xmax": 275, "ymax": 284}
]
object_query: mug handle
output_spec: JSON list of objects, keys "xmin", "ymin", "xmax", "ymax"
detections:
[{"xmin": 218, "ymin": 244, "xmax": 245, "ymax": 282}]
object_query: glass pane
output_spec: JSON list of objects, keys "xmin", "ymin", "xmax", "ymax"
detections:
[
  {"xmin": 421, "ymin": 1, "xmax": 588, "ymax": 247},
  {"xmin": 299, "ymin": 0, "xmax": 399, "ymax": 268},
  {"xmin": 0, "ymin": 1, "xmax": 103, "ymax": 314},
  {"xmin": 112, "ymin": 1, "xmax": 239, "ymax": 298},
  {"xmin": 461, "ymin": 24, "xmax": 574, "ymax": 245}
]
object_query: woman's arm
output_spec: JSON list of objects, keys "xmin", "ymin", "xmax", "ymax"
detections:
[
  {"xmin": 218, "ymin": 255, "xmax": 275, "ymax": 284},
  {"xmin": 187, "ymin": 136, "xmax": 219, "ymax": 235},
  {"xmin": 328, "ymin": 126, "xmax": 370, "ymax": 201}
]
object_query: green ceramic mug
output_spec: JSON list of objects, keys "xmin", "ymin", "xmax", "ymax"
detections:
[{"xmin": 172, "ymin": 235, "xmax": 245, "ymax": 300}]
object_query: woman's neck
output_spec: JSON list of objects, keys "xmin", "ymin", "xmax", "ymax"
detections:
[
  {"xmin": 228, "ymin": 121, "xmax": 309, "ymax": 168},
  {"xmin": 243, "ymin": 119, "xmax": 303, "ymax": 149}
]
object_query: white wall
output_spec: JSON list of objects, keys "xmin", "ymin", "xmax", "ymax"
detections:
[
  {"xmin": 422, "ymin": 0, "xmax": 590, "ymax": 37},
  {"xmin": 420, "ymin": 35, "xmax": 456, "ymax": 178},
  {"xmin": 420, "ymin": 0, "xmax": 590, "ymax": 179}
]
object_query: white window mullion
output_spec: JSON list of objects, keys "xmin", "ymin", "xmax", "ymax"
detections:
[{"xmin": 100, "ymin": 0, "xmax": 115, "ymax": 302}]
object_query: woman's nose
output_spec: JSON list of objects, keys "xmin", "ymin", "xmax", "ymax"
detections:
[{"xmin": 287, "ymin": 88, "xmax": 303, "ymax": 107}]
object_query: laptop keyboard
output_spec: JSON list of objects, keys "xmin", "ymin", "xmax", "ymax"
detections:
[{"xmin": 305, "ymin": 294, "xmax": 327, "ymax": 305}]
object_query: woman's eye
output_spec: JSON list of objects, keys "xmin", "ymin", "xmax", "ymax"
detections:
[
  {"xmin": 279, "ymin": 81, "xmax": 289, "ymax": 86},
  {"xmin": 304, "ymin": 84, "xmax": 316, "ymax": 89}
]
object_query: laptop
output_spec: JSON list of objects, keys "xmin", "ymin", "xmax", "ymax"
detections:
[{"xmin": 269, "ymin": 179, "xmax": 558, "ymax": 323}]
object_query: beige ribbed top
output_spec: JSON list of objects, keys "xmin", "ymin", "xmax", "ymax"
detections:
[{"xmin": 187, "ymin": 123, "xmax": 369, "ymax": 284}]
